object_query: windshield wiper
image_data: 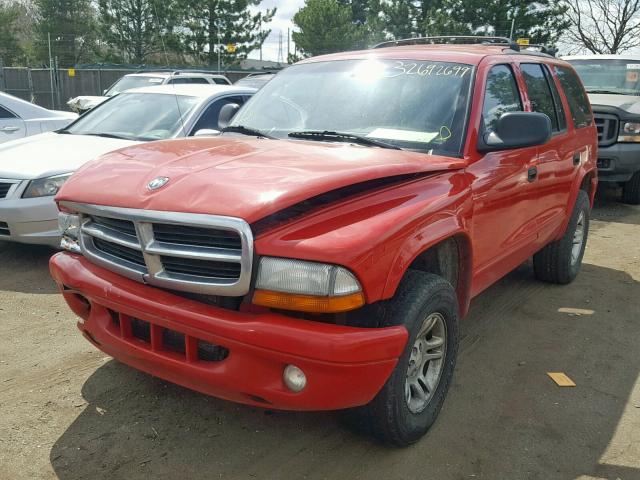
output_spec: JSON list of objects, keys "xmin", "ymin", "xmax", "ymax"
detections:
[
  {"xmin": 222, "ymin": 125, "xmax": 276, "ymax": 139},
  {"xmin": 86, "ymin": 132, "xmax": 133, "ymax": 140},
  {"xmin": 585, "ymin": 89, "xmax": 628, "ymax": 95},
  {"xmin": 288, "ymin": 130, "xmax": 401, "ymax": 150}
]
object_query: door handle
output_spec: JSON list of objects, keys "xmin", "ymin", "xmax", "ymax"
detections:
[
  {"xmin": 527, "ymin": 167, "xmax": 538, "ymax": 182},
  {"xmin": 0, "ymin": 126, "xmax": 19, "ymax": 132},
  {"xmin": 573, "ymin": 152, "xmax": 581, "ymax": 166}
]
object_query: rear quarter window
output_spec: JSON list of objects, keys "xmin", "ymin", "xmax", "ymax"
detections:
[{"xmin": 555, "ymin": 66, "xmax": 592, "ymax": 128}]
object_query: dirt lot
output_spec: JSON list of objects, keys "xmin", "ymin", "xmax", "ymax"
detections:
[{"xmin": 0, "ymin": 188, "xmax": 638, "ymax": 480}]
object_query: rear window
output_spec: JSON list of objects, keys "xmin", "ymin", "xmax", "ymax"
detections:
[{"xmin": 555, "ymin": 66, "xmax": 592, "ymax": 129}]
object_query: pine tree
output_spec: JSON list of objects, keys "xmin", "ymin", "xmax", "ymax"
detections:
[
  {"xmin": 0, "ymin": 3, "xmax": 23, "ymax": 65},
  {"xmin": 179, "ymin": 0, "xmax": 275, "ymax": 68},
  {"xmin": 34, "ymin": 0, "xmax": 96, "ymax": 66},
  {"xmin": 98, "ymin": 0, "xmax": 181, "ymax": 64},
  {"xmin": 293, "ymin": 0, "xmax": 366, "ymax": 56}
]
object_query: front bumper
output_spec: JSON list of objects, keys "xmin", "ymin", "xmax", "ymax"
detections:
[
  {"xmin": 50, "ymin": 253, "xmax": 408, "ymax": 411},
  {"xmin": 597, "ymin": 142, "xmax": 640, "ymax": 183},
  {"xmin": 0, "ymin": 191, "xmax": 60, "ymax": 246}
]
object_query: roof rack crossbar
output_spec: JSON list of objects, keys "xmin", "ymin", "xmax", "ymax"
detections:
[{"xmin": 373, "ymin": 35, "xmax": 521, "ymax": 52}]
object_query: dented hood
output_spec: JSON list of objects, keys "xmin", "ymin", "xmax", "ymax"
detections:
[{"xmin": 57, "ymin": 136, "xmax": 466, "ymax": 224}]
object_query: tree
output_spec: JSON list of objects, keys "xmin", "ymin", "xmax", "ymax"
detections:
[
  {"xmin": 0, "ymin": 3, "xmax": 23, "ymax": 65},
  {"xmin": 563, "ymin": 0, "xmax": 640, "ymax": 53},
  {"xmin": 98, "ymin": 0, "xmax": 181, "ymax": 64},
  {"xmin": 293, "ymin": 0, "xmax": 365, "ymax": 56},
  {"xmin": 34, "ymin": 0, "xmax": 97, "ymax": 66},
  {"xmin": 180, "ymin": 0, "xmax": 275, "ymax": 68}
]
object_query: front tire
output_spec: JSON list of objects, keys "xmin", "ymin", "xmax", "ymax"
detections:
[
  {"xmin": 349, "ymin": 271, "xmax": 459, "ymax": 446},
  {"xmin": 533, "ymin": 190, "xmax": 590, "ymax": 284},
  {"xmin": 622, "ymin": 171, "xmax": 640, "ymax": 205}
]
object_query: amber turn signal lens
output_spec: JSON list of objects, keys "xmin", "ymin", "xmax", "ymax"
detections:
[{"xmin": 252, "ymin": 289, "xmax": 365, "ymax": 313}]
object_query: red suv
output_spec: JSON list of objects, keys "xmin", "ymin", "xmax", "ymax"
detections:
[{"xmin": 50, "ymin": 37, "xmax": 597, "ymax": 446}]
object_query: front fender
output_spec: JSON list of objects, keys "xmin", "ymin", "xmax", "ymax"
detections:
[{"xmin": 254, "ymin": 171, "xmax": 472, "ymax": 304}]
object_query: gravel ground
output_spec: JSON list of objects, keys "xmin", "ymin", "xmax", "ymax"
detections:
[{"xmin": 0, "ymin": 188, "xmax": 638, "ymax": 480}]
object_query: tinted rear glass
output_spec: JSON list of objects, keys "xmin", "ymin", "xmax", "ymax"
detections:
[{"xmin": 555, "ymin": 66, "xmax": 592, "ymax": 129}]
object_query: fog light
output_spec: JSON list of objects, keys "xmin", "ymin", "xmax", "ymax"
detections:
[{"xmin": 283, "ymin": 364, "xmax": 307, "ymax": 392}]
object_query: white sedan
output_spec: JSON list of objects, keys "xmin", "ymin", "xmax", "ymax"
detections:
[
  {"xmin": 0, "ymin": 91, "xmax": 77, "ymax": 144},
  {"xmin": 0, "ymin": 84, "xmax": 255, "ymax": 246}
]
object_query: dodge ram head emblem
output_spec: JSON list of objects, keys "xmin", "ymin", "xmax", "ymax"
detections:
[{"xmin": 147, "ymin": 177, "xmax": 170, "ymax": 191}]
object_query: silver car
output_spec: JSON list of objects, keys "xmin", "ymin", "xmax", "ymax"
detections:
[
  {"xmin": 0, "ymin": 91, "xmax": 77, "ymax": 144},
  {"xmin": 0, "ymin": 84, "xmax": 255, "ymax": 246}
]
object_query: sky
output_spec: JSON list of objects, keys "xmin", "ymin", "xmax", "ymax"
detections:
[{"xmin": 248, "ymin": 0, "xmax": 305, "ymax": 62}]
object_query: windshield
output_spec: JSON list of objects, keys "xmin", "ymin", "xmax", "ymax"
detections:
[
  {"xmin": 64, "ymin": 92, "xmax": 199, "ymax": 141},
  {"xmin": 105, "ymin": 75, "xmax": 165, "ymax": 96},
  {"xmin": 568, "ymin": 59, "xmax": 640, "ymax": 95},
  {"xmin": 230, "ymin": 59, "xmax": 474, "ymax": 155}
]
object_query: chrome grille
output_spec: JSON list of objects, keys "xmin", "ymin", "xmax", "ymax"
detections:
[
  {"xmin": 0, "ymin": 179, "xmax": 20, "ymax": 199},
  {"xmin": 63, "ymin": 202, "xmax": 254, "ymax": 296},
  {"xmin": 594, "ymin": 113, "xmax": 618, "ymax": 147}
]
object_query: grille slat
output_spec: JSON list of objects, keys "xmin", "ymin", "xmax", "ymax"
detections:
[
  {"xmin": 153, "ymin": 224, "xmax": 242, "ymax": 250},
  {"xmin": 161, "ymin": 256, "xmax": 241, "ymax": 279},
  {"xmin": 74, "ymin": 204, "xmax": 253, "ymax": 296},
  {"xmin": 594, "ymin": 113, "xmax": 618, "ymax": 147},
  {"xmin": 0, "ymin": 181, "xmax": 18, "ymax": 199},
  {"xmin": 93, "ymin": 237, "xmax": 146, "ymax": 267}
]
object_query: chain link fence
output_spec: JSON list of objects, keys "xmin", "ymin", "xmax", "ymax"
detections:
[{"xmin": 0, "ymin": 65, "xmax": 253, "ymax": 111}]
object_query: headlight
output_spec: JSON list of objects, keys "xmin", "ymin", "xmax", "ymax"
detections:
[
  {"xmin": 618, "ymin": 122, "xmax": 640, "ymax": 142},
  {"xmin": 22, "ymin": 173, "xmax": 71, "ymax": 198},
  {"xmin": 252, "ymin": 257, "xmax": 365, "ymax": 313},
  {"xmin": 58, "ymin": 212, "xmax": 81, "ymax": 253}
]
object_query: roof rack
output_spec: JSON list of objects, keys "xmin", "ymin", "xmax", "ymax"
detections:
[
  {"xmin": 132, "ymin": 69, "xmax": 228, "ymax": 76},
  {"xmin": 374, "ymin": 35, "xmax": 521, "ymax": 52}
]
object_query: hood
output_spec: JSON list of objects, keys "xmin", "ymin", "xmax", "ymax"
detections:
[
  {"xmin": 57, "ymin": 136, "xmax": 466, "ymax": 224},
  {"xmin": 0, "ymin": 132, "xmax": 138, "ymax": 180},
  {"xmin": 588, "ymin": 93, "xmax": 640, "ymax": 114}
]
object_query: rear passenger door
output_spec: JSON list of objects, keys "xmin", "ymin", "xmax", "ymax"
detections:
[{"xmin": 519, "ymin": 62, "xmax": 576, "ymax": 244}]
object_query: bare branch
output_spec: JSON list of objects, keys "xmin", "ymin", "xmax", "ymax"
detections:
[{"xmin": 562, "ymin": 0, "xmax": 640, "ymax": 53}]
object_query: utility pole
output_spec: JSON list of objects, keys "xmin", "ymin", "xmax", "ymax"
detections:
[
  {"xmin": 509, "ymin": 17, "xmax": 515, "ymax": 40},
  {"xmin": 287, "ymin": 28, "xmax": 290, "ymax": 62},
  {"xmin": 277, "ymin": 31, "xmax": 283, "ymax": 64},
  {"xmin": 47, "ymin": 33, "xmax": 55, "ymax": 109},
  {"xmin": 215, "ymin": 19, "xmax": 223, "ymax": 73}
]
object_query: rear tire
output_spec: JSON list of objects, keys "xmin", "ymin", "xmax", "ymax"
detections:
[
  {"xmin": 533, "ymin": 190, "xmax": 590, "ymax": 284},
  {"xmin": 622, "ymin": 171, "xmax": 640, "ymax": 205},
  {"xmin": 347, "ymin": 271, "xmax": 459, "ymax": 447}
]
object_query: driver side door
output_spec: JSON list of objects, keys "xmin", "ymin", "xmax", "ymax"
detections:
[{"xmin": 468, "ymin": 63, "xmax": 541, "ymax": 295}]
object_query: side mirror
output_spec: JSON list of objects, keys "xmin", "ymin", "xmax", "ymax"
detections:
[
  {"xmin": 193, "ymin": 128, "xmax": 221, "ymax": 137},
  {"xmin": 478, "ymin": 112, "xmax": 551, "ymax": 152},
  {"xmin": 218, "ymin": 103, "xmax": 241, "ymax": 129}
]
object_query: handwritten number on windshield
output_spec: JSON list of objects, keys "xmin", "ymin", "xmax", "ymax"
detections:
[{"xmin": 386, "ymin": 61, "xmax": 471, "ymax": 79}]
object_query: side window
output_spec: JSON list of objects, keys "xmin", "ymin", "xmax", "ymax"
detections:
[
  {"xmin": 0, "ymin": 106, "xmax": 17, "ymax": 119},
  {"xmin": 213, "ymin": 78, "xmax": 229, "ymax": 85},
  {"xmin": 482, "ymin": 64, "xmax": 522, "ymax": 133},
  {"xmin": 191, "ymin": 96, "xmax": 246, "ymax": 133},
  {"xmin": 543, "ymin": 65, "xmax": 567, "ymax": 131},
  {"xmin": 168, "ymin": 77, "xmax": 209, "ymax": 85},
  {"xmin": 555, "ymin": 66, "xmax": 592, "ymax": 128},
  {"xmin": 521, "ymin": 63, "xmax": 560, "ymax": 132}
]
